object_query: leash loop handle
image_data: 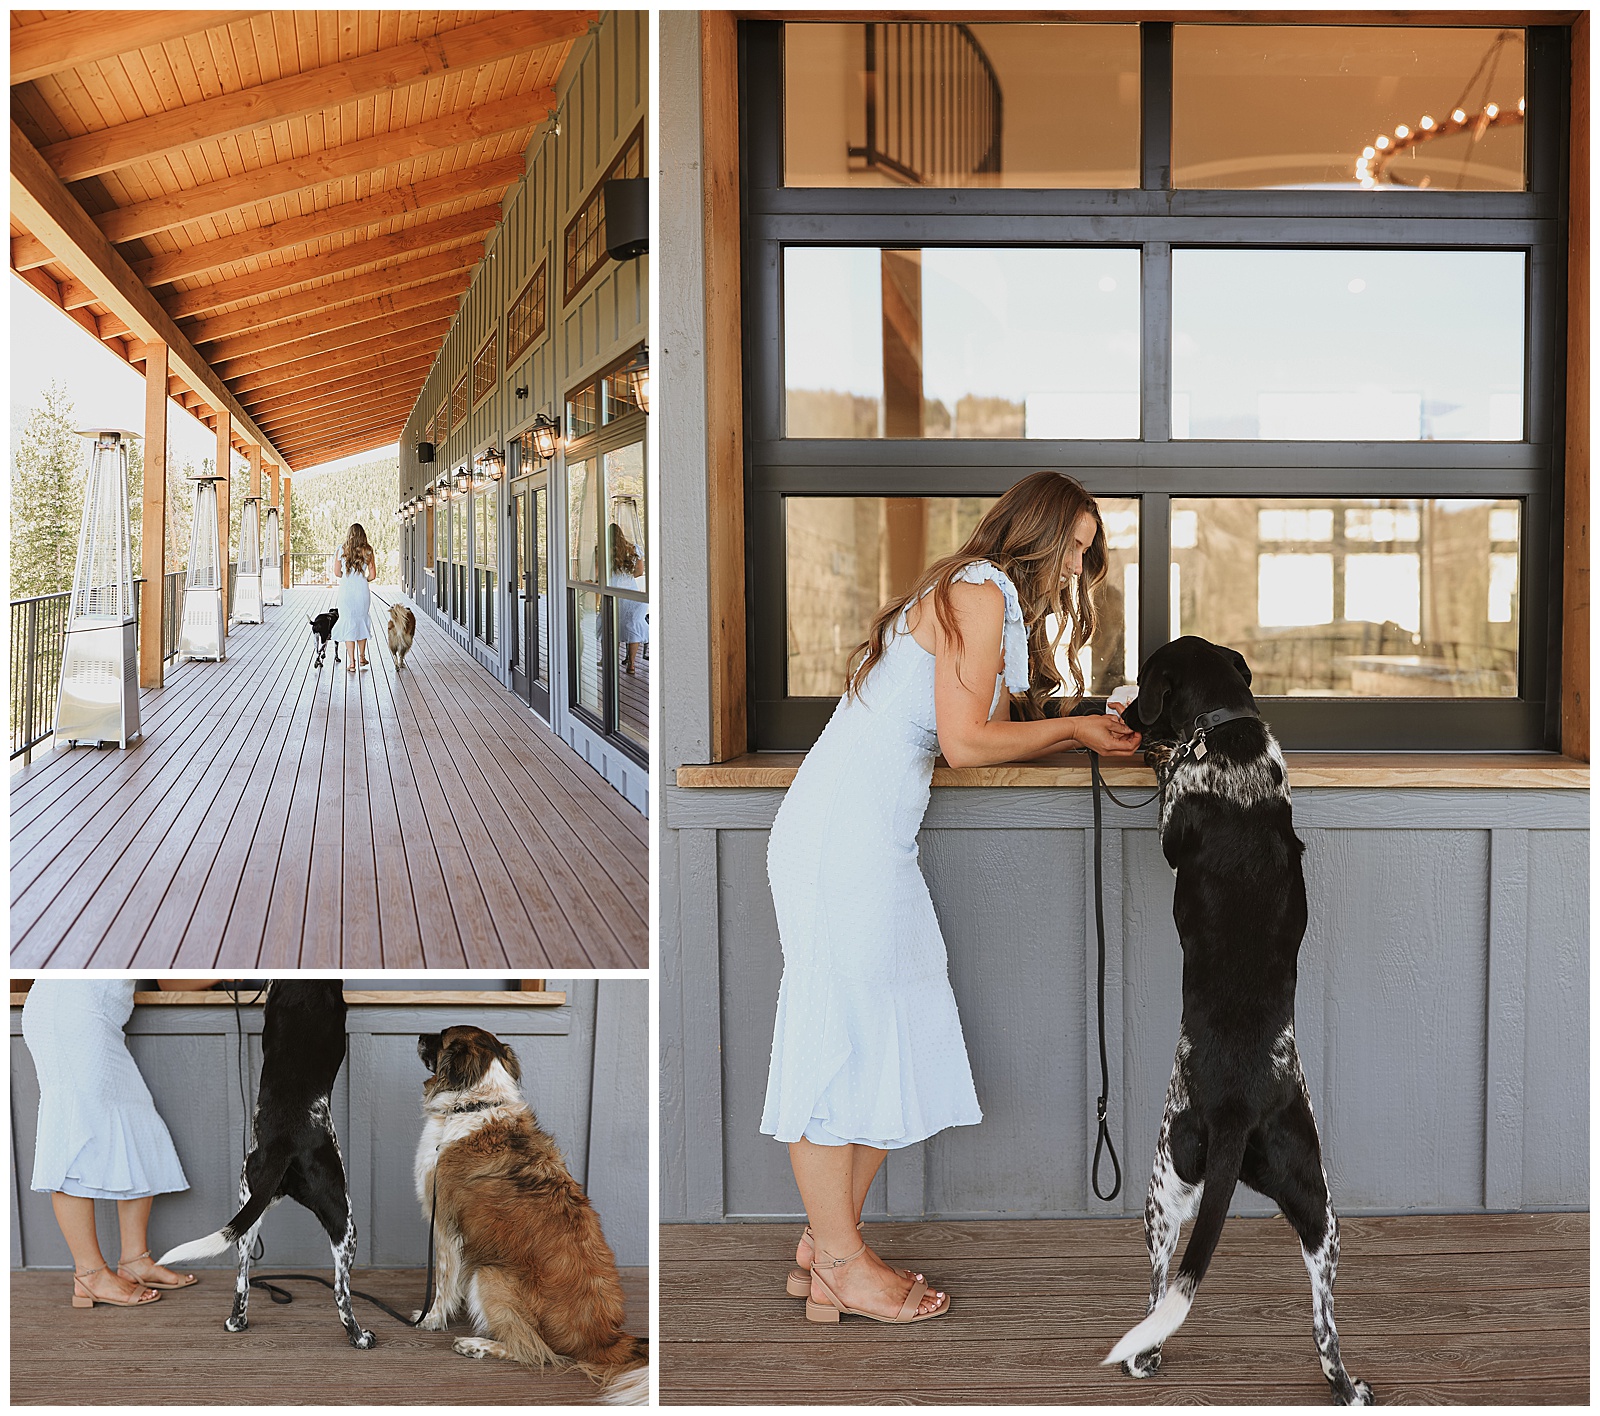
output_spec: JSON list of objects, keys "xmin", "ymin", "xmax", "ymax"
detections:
[{"xmin": 1088, "ymin": 752, "xmax": 1123, "ymax": 1204}]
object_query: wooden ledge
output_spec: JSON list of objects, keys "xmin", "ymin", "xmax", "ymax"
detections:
[
  {"xmin": 676, "ymin": 753, "xmax": 1590, "ymax": 791},
  {"xmin": 10, "ymin": 990, "xmax": 567, "ymax": 1007}
]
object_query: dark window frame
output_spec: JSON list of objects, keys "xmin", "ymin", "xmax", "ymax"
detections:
[
  {"xmin": 741, "ymin": 19, "xmax": 1569, "ymax": 752},
  {"xmin": 506, "ymin": 260, "xmax": 549, "ymax": 364},
  {"xmin": 471, "ymin": 327, "xmax": 498, "ymax": 413},
  {"xmin": 564, "ymin": 120, "xmax": 647, "ymax": 305}
]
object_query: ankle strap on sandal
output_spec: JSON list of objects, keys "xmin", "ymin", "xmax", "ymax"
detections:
[
  {"xmin": 812, "ymin": 1239, "xmax": 867, "ymax": 1271},
  {"xmin": 120, "ymin": 1251, "xmax": 152, "ymax": 1264},
  {"xmin": 74, "ymin": 1264, "xmax": 109, "ymax": 1281}
]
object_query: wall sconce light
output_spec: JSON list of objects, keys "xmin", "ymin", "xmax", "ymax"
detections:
[
  {"xmin": 621, "ymin": 345, "xmax": 650, "ymax": 415},
  {"xmin": 530, "ymin": 413, "xmax": 561, "ymax": 462},
  {"xmin": 422, "ymin": 487, "xmax": 435, "ymax": 508},
  {"xmin": 476, "ymin": 446, "xmax": 506, "ymax": 484},
  {"xmin": 454, "ymin": 465, "xmax": 472, "ymax": 499},
  {"xmin": 515, "ymin": 386, "xmax": 529, "ymax": 400}
]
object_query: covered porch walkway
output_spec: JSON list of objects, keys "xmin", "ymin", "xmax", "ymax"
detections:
[{"xmin": 10, "ymin": 586, "xmax": 646, "ymax": 969}]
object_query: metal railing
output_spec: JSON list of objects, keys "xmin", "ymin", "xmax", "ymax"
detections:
[{"xmin": 12, "ymin": 572, "xmax": 185, "ymax": 765}]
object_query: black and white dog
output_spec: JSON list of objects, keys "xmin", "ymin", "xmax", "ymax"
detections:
[
  {"xmin": 309, "ymin": 608, "xmax": 340, "ymax": 669},
  {"xmin": 1103, "ymin": 636, "xmax": 1371, "ymax": 1406},
  {"xmin": 158, "ymin": 982, "xmax": 374, "ymax": 1349}
]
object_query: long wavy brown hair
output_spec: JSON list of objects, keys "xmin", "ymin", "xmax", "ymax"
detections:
[
  {"xmin": 846, "ymin": 471, "xmax": 1108, "ymax": 717},
  {"xmin": 342, "ymin": 523, "xmax": 373, "ymax": 572}
]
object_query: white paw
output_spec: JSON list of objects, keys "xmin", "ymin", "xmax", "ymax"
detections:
[
  {"xmin": 224, "ymin": 1316, "xmax": 248, "ymax": 1333},
  {"xmin": 453, "ymin": 1338, "xmax": 490, "ymax": 1360}
]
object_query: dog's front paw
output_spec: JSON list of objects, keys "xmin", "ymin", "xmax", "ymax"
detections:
[
  {"xmin": 224, "ymin": 1316, "xmax": 248, "ymax": 1333},
  {"xmin": 1340, "ymin": 1378, "xmax": 1374, "ymax": 1406},
  {"xmin": 1121, "ymin": 1348, "xmax": 1162, "ymax": 1379},
  {"xmin": 351, "ymin": 1328, "xmax": 376, "ymax": 1350},
  {"xmin": 453, "ymin": 1337, "xmax": 491, "ymax": 1360},
  {"xmin": 413, "ymin": 1308, "xmax": 448, "ymax": 1331}
]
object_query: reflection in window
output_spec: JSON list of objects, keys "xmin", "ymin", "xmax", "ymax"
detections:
[
  {"xmin": 568, "ymin": 459, "xmax": 601, "ymax": 584},
  {"xmin": 784, "ymin": 22, "xmax": 1140, "ymax": 189},
  {"xmin": 1175, "ymin": 499, "xmax": 1520, "ymax": 696},
  {"xmin": 784, "ymin": 495, "xmax": 1138, "ymax": 697},
  {"xmin": 1172, "ymin": 249, "xmax": 1525, "ymax": 441},
  {"xmin": 574, "ymin": 589, "xmax": 605, "ymax": 719},
  {"xmin": 785, "ymin": 248, "xmax": 1141, "ymax": 439},
  {"xmin": 1173, "ymin": 26, "xmax": 1525, "ymax": 190}
]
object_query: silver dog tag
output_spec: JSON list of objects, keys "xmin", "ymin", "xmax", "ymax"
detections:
[{"xmin": 1194, "ymin": 738, "xmax": 1208, "ymax": 760}]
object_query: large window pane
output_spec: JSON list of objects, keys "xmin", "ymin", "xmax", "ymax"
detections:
[
  {"xmin": 785, "ymin": 248, "xmax": 1141, "ymax": 439},
  {"xmin": 574, "ymin": 589, "xmax": 605, "ymax": 720},
  {"xmin": 785, "ymin": 22, "xmax": 1139, "ymax": 189},
  {"xmin": 1174, "ymin": 26, "xmax": 1525, "ymax": 190},
  {"xmin": 1173, "ymin": 498, "xmax": 1520, "ymax": 696},
  {"xmin": 785, "ymin": 495, "xmax": 1139, "ymax": 698},
  {"xmin": 605, "ymin": 442, "xmax": 647, "ymax": 596},
  {"xmin": 568, "ymin": 458, "xmax": 601, "ymax": 583},
  {"xmin": 1172, "ymin": 249, "xmax": 1525, "ymax": 440}
]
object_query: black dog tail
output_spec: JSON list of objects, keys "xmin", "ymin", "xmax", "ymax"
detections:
[
  {"xmin": 1104, "ymin": 1124, "xmax": 1248, "ymax": 1365},
  {"xmin": 156, "ymin": 1154, "xmax": 291, "ymax": 1267}
]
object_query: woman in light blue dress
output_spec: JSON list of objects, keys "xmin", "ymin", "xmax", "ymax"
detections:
[
  {"xmin": 762, "ymin": 472, "xmax": 1142, "ymax": 1325},
  {"xmin": 22, "ymin": 979, "xmax": 204, "ymax": 1307},
  {"xmin": 331, "ymin": 523, "xmax": 377, "ymax": 675}
]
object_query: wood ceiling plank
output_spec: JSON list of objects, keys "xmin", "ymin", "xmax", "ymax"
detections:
[
  {"xmin": 242, "ymin": 363, "xmax": 435, "ymax": 423},
  {"xmin": 131, "ymin": 156, "xmax": 518, "ymax": 288},
  {"xmin": 214, "ymin": 312, "xmax": 454, "ymax": 383},
  {"xmin": 208, "ymin": 296, "xmax": 462, "ymax": 373},
  {"xmin": 10, "ymin": 118, "xmax": 286, "ymax": 467},
  {"xmin": 96, "ymin": 88, "xmax": 553, "ymax": 244},
  {"xmin": 12, "ymin": 230, "xmax": 53, "ymax": 270},
  {"xmin": 159, "ymin": 211, "xmax": 489, "ymax": 316},
  {"xmin": 258, "ymin": 394, "xmax": 417, "ymax": 443},
  {"xmin": 10, "ymin": 12, "xmax": 266, "ymax": 86},
  {"xmin": 230, "ymin": 336, "xmax": 441, "ymax": 401},
  {"xmin": 178, "ymin": 245, "xmax": 484, "ymax": 341},
  {"xmin": 278, "ymin": 431, "xmax": 405, "ymax": 468},
  {"xmin": 193, "ymin": 271, "xmax": 471, "ymax": 361}
]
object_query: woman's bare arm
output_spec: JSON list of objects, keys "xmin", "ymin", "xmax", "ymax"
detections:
[{"xmin": 919, "ymin": 582, "xmax": 1141, "ymax": 768}]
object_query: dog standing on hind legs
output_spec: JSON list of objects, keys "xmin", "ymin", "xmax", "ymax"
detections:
[
  {"xmin": 1102, "ymin": 636, "xmax": 1371, "ymax": 1405},
  {"xmin": 157, "ymin": 981, "xmax": 374, "ymax": 1350}
]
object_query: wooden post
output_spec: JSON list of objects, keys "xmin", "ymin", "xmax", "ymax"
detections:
[
  {"xmin": 248, "ymin": 446, "xmax": 261, "ymax": 499},
  {"xmin": 282, "ymin": 475, "xmax": 292, "ymax": 587},
  {"xmin": 140, "ymin": 340, "xmax": 168, "ymax": 688},
  {"xmin": 215, "ymin": 417, "xmax": 231, "ymax": 631}
]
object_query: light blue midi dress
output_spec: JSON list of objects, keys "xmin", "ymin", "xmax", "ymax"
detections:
[
  {"xmin": 332, "ymin": 551, "xmax": 372, "ymax": 643},
  {"xmin": 761, "ymin": 561, "xmax": 1030, "ymax": 1150},
  {"xmin": 21, "ymin": 979, "xmax": 189, "ymax": 1200}
]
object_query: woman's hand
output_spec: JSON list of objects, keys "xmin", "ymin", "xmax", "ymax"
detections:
[{"xmin": 1070, "ymin": 711, "xmax": 1142, "ymax": 756}]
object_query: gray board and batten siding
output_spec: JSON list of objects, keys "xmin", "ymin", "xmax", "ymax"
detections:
[
  {"xmin": 656, "ymin": 12, "xmax": 1589, "ymax": 1226},
  {"xmin": 399, "ymin": 9, "xmax": 648, "ymax": 813},
  {"xmin": 10, "ymin": 981, "xmax": 648, "ymax": 1268}
]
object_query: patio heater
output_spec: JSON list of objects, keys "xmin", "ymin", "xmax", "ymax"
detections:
[
  {"xmin": 178, "ymin": 473, "xmax": 226, "ymax": 662},
  {"xmin": 263, "ymin": 503, "xmax": 283, "ymax": 606},
  {"xmin": 235, "ymin": 494, "xmax": 263, "ymax": 624},
  {"xmin": 54, "ymin": 429, "xmax": 141, "ymax": 749}
]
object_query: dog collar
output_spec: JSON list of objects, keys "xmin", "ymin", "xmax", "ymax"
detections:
[
  {"xmin": 449, "ymin": 1100, "xmax": 497, "ymax": 1114},
  {"xmin": 1156, "ymin": 705, "xmax": 1261, "ymax": 779}
]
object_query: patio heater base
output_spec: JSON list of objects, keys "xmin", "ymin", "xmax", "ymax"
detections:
[
  {"xmin": 234, "ymin": 573, "xmax": 263, "ymax": 624},
  {"xmin": 179, "ymin": 588, "xmax": 226, "ymax": 661},
  {"xmin": 54, "ymin": 619, "xmax": 141, "ymax": 749},
  {"xmin": 264, "ymin": 564, "xmax": 283, "ymax": 607}
]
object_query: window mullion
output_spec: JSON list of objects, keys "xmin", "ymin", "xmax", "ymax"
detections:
[
  {"xmin": 1138, "ymin": 492, "xmax": 1171, "ymax": 677},
  {"xmin": 1141, "ymin": 241, "xmax": 1171, "ymax": 443},
  {"xmin": 1140, "ymin": 22, "xmax": 1173, "ymax": 191}
]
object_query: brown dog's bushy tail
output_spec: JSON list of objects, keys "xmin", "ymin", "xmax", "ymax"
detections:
[{"xmin": 590, "ymin": 1335, "xmax": 649, "ymax": 1405}]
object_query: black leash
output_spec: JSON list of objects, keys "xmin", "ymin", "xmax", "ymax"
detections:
[{"xmin": 1087, "ymin": 753, "xmax": 1126, "ymax": 1203}]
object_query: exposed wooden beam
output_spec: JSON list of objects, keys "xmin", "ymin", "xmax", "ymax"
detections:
[
  {"xmin": 179, "ymin": 247, "xmax": 483, "ymax": 344},
  {"xmin": 232, "ymin": 340, "xmax": 441, "ymax": 403},
  {"xmin": 98, "ymin": 90, "xmax": 554, "ymax": 245},
  {"xmin": 253, "ymin": 379, "xmax": 426, "ymax": 426},
  {"xmin": 10, "ymin": 11, "xmax": 264, "ymax": 86},
  {"xmin": 129, "ymin": 158, "xmax": 521, "ymax": 288},
  {"xmin": 9, "ymin": 120, "xmax": 287, "ymax": 466},
  {"xmin": 161, "ymin": 212, "xmax": 490, "ymax": 318},
  {"xmin": 258, "ymin": 396, "xmax": 418, "ymax": 445},
  {"xmin": 209, "ymin": 298, "xmax": 462, "ymax": 375},
  {"xmin": 243, "ymin": 365, "xmax": 434, "ymax": 424},
  {"xmin": 277, "ymin": 419, "xmax": 411, "ymax": 461},
  {"xmin": 217, "ymin": 318, "xmax": 453, "ymax": 390},
  {"xmin": 43, "ymin": 13, "xmax": 594, "ymax": 182},
  {"xmin": 11, "ymin": 230, "xmax": 53, "ymax": 271}
]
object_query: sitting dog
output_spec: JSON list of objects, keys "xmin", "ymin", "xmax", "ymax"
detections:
[
  {"xmin": 158, "ymin": 982, "xmax": 374, "ymax": 1350},
  {"xmin": 387, "ymin": 603, "xmax": 416, "ymax": 674},
  {"xmin": 414, "ymin": 1025, "xmax": 648, "ymax": 1404},
  {"xmin": 309, "ymin": 608, "xmax": 340, "ymax": 669},
  {"xmin": 1103, "ymin": 636, "xmax": 1371, "ymax": 1406}
]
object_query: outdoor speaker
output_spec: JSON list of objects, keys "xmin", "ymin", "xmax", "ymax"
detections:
[
  {"xmin": 604, "ymin": 178, "xmax": 648, "ymax": 261},
  {"xmin": 416, "ymin": 440, "xmax": 436, "ymax": 464}
]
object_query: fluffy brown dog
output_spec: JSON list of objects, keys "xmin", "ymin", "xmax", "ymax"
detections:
[
  {"xmin": 387, "ymin": 603, "xmax": 415, "ymax": 673},
  {"xmin": 414, "ymin": 1026, "xmax": 648, "ymax": 1404}
]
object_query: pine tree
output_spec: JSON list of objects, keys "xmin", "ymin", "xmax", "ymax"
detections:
[{"xmin": 10, "ymin": 382, "xmax": 84, "ymax": 599}]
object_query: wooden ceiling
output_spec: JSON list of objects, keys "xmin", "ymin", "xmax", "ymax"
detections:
[{"xmin": 10, "ymin": 9, "xmax": 590, "ymax": 471}]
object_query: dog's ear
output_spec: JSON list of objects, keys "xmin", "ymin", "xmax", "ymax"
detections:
[
  {"xmin": 1133, "ymin": 662, "xmax": 1171, "ymax": 728},
  {"xmin": 1220, "ymin": 646, "xmax": 1253, "ymax": 688},
  {"xmin": 496, "ymin": 1038, "xmax": 522, "ymax": 1083}
]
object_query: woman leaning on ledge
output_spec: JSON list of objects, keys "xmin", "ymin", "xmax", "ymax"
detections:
[
  {"xmin": 762, "ymin": 471, "xmax": 1142, "ymax": 1324},
  {"xmin": 20, "ymin": 978, "xmax": 220, "ymax": 1307}
]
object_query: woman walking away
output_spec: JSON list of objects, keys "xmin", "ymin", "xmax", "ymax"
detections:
[
  {"xmin": 762, "ymin": 470, "xmax": 1142, "ymax": 1325},
  {"xmin": 22, "ymin": 979, "xmax": 205, "ymax": 1308},
  {"xmin": 332, "ymin": 523, "xmax": 377, "ymax": 675}
]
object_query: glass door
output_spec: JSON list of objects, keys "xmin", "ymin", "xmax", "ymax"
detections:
[
  {"xmin": 530, "ymin": 482, "xmax": 550, "ymax": 720},
  {"xmin": 510, "ymin": 490, "xmax": 530, "ymax": 702}
]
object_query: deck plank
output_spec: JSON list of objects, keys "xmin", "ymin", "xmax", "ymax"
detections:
[
  {"xmin": 11, "ymin": 1267, "xmax": 647, "ymax": 1406},
  {"xmin": 10, "ymin": 587, "xmax": 647, "ymax": 968},
  {"xmin": 660, "ymin": 1214, "xmax": 1588, "ymax": 1405}
]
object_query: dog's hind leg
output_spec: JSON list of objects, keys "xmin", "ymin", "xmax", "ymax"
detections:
[
  {"xmin": 1246, "ymin": 1086, "xmax": 1373, "ymax": 1406},
  {"xmin": 1123, "ymin": 1059, "xmax": 1203, "ymax": 1379},
  {"xmin": 291, "ymin": 1129, "xmax": 376, "ymax": 1349},
  {"xmin": 453, "ymin": 1270, "xmax": 566, "ymax": 1370}
]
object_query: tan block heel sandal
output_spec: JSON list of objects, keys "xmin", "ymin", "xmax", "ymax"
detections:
[{"xmin": 803, "ymin": 1240, "xmax": 950, "ymax": 1325}]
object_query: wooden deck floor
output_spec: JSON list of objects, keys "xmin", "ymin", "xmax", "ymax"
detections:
[
  {"xmin": 661, "ymin": 1213, "xmax": 1588, "ymax": 1405},
  {"xmin": 11, "ymin": 1266, "xmax": 647, "ymax": 1405},
  {"xmin": 10, "ymin": 587, "xmax": 647, "ymax": 969}
]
